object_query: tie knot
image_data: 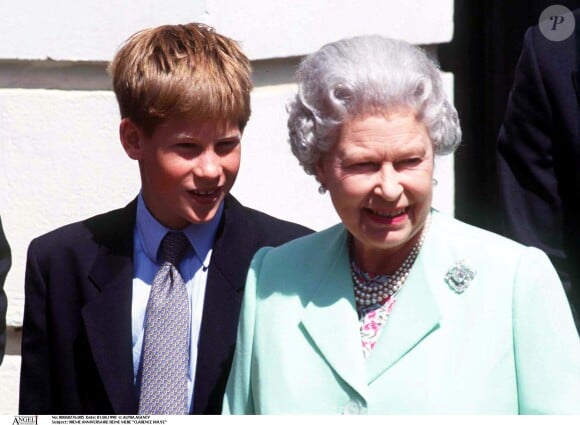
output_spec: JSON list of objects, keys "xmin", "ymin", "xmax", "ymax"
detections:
[{"xmin": 160, "ymin": 232, "xmax": 190, "ymax": 265}]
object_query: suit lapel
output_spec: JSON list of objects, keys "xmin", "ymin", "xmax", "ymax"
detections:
[
  {"xmin": 299, "ymin": 220, "xmax": 442, "ymax": 396},
  {"xmin": 300, "ymin": 227, "xmax": 369, "ymax": 401},
  {"xmin": 193, "ymin": 196, "xmax": 250, "ymax": 413},
  {"xmin": 82, "ymin": 201, "xmax": 138, "ymax": 414},
  {"xmin": 365, "ymin": 243, "xmax": 441, "ymax": 383}
]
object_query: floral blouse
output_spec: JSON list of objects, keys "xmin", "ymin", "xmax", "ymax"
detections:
[{"xmin": 359, "ymin": 295, "xmax": 397, "ymax": 358}]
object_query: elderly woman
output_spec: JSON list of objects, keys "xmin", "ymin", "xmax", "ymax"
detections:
[{"xmin": 223, "ymin": 35, "xmax": 580, "ymax": 414}]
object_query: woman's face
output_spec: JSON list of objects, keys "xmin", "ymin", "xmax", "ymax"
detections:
[{"xmin": 316, "ymin": 109, "xmax": 434, "ymax": 271}]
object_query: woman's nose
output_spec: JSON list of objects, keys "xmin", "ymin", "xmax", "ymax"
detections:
[{"xmin": 374, "ymin": 164, "xmax": 403, "ymax": 200}]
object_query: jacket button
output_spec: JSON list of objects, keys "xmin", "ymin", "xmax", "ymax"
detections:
[{"xmin": 343, "ymin": 399, "xmax": 365, "ymax": 414}]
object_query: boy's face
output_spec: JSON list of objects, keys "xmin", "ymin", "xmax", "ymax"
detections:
[{"xmin": 122, "ymin": 116, "xmax": 242, "ymax": 229}]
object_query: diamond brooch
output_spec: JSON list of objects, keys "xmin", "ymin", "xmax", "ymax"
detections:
[{"xmin": 445, "ymin": 261, "xmax": 476, "ymax": 294}]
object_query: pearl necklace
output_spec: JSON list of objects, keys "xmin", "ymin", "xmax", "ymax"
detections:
[{"xmin": 350, "ymin": 215, "xmax": 431, "ymax": 316}]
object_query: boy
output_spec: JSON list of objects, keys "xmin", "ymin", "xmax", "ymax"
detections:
[{"xmin": 19, "ymin": 23, "xmax": 311, "ymax": 415}]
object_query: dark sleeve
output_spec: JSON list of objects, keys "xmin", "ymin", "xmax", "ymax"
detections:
[
  {"xmin": 19, "ymin": 240, "xmax": 52, "ymax": 414},
  {"xmin": 496, "ymin": 28, "xmax": 567, "ymax": 279},
  {"xmin": 0, "ymin": 216, "xmax": 11, "ymax": 365}
]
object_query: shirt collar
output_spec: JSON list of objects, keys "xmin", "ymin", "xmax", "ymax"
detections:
[{"xmin": 136, "ymin": 192, "xmax": 224, "ymax": 264}]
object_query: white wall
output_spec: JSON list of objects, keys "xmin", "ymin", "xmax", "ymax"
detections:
[
  {"xmin": 0, "ymin": 1, "xmax": 452, "ymax": 61},
  {"xmin": 0, "ymin": 0, "xmax": 455, "ymax": 414}
]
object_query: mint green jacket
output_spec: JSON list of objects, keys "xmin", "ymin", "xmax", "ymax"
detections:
[{"xmin": 223, "ymin": 211, "xmax": 580, "ymax": 414}]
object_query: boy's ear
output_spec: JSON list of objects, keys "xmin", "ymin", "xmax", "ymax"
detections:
[{"xmin": 119, "ymin": 118, "xmax": 145, "ymax": 160}]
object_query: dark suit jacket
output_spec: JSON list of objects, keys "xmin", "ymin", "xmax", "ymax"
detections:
[
  {"xmin": 19, "ymin": 195, "xmax": 312, "ymax": 414},
  {"xmin": 0, "ymin": 216, "xmax": 11, "ymax": 365},
  {"xmin": 497, "ymin": 9, "xmax": 580, "ymax": 331}
]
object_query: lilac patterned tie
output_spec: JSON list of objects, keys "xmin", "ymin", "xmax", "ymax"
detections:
[{"xmin": 138, "ymin": 232, "xmax": 190, "ymax": 415}]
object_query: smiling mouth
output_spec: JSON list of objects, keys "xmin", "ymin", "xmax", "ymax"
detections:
[
  {"xmin": 188, "ymin": 188, "xmax": 222, "ymax": 203},
  {"xmin": 368, "ymin": 207, "xmax": 407, "ymax": 218},
  {"xmin": 192, "ymin": 189, "xmax": 219, "ymax": 197}
]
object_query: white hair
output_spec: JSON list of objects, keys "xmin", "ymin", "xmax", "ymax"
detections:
[{"xmin": 287, "ymin": 35, "xmax": 462, "ymax": 176}]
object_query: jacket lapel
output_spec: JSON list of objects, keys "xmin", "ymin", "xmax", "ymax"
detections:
[
  {"xmin": 300, "ymin": 221, "xmax": 442, "ymax": 396},
  {"xmin": 82, "ymin": 201, "xmax": 138, "ymax": 414},
  {"xmin": 193, "ymin": 196, "xmax": 249, "ymax": 413},
  {"xmin": 300, "ymin": 227, "xmax": 369, "ymax": 401},
  {"xmin": 365, "ymin": 244, "xmax": 441, "ymax": 383}
]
